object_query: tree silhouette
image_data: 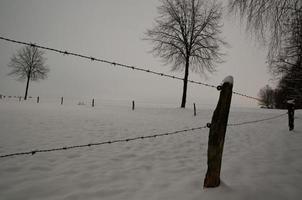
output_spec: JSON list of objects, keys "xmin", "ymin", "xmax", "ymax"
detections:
[
  {"xmin": 229, "ymin": 0, "xmax": 301, "ymax": 60},
  {"xmin": 145, "ymin": 0, "xmax": 226, "ymax": 108},
  {"xmin": 258, "ymin": 85, "xmax": 274, "ymax": 108},
  {"xmin": 229, "ymin": 0, "xmax": 302, "ymax": 107},
  {"xmin": 8, "ymin": 45, "xmax": 49, "ymax": 100}
]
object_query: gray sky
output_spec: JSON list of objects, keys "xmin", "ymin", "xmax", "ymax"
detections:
[{"xmin": 0, "ymin": 0, "xmax": 271, "ymax": 107}]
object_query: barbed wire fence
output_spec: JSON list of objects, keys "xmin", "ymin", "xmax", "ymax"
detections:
[
  {"xmin": 227, "ymin": 113, "xmax": 288, "ymax": 126},
  {"xmin": 0, "ymin": 35, "xmax": 291, "ymax": 170},
  {"xmin": 0, "ymin": 36, "xmax": 261, "ymax": 101},
  {"xmin": 0, "ymin": 112, "xmax": 288, "ymax": 159}
]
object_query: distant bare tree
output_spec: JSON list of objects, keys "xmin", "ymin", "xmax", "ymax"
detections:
[
  {"xmin": 8, "ymin": 46, "xmax": 49, "ymax": 100},
  {"xmin": 258, "ymin": 85, "xmax": 275, "ymax": 108},
  {"xmin": 145, "ymin": 0, "xmax": 226, "ymax": 108}
]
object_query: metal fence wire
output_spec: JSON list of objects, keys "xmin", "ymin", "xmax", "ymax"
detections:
[
  {"xmin": 0, "ymin": 112, "xmax": 288, "ymax": 159},
  {"xmin": 0, "ymin": 36, "xmax": 261, "ymax": 101}
]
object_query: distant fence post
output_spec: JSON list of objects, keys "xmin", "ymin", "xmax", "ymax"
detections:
[
  {"xmin": 287, "ymin": 100, "xmax": 295, "ymax": 131},
  {"xmin": 204, "ymin": 76, "xmax": 233, "ymax": 188},
  {"xmin": 37, "ymin": 96, "xmax": 40, "ymax": 103},
  {"xmin": 19, "ymin": 96, "xmax": 21, "ymax": 102},
  {"xmin": 132, "ymin": 100, "xmax": 135, "ymax": 110},
  {"xmin": 92, "ymin": 98, "xmax": 95, "ymax": 107},
  {"xmin": 0, "ymin": 94, "xmax": 2, "ymax": 99},
  {"xmin": 61, "ymin": 97, "xmax": 64, "ymax": 105},
  {"xmin": 194, "ymin": 103, "xmax": 196, "ymax": 116}
]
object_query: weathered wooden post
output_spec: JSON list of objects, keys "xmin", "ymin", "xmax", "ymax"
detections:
[
  {"xmin": 204, "ymin": 76, "xmax": 233, "ymax": 188},
  {"xmin": 37, "ymin": 96, "xmax": 40, "ymax": 103},
  {"xmin": 92, "ymin": 98, "xmax": 95, "ymax": 107},
  {"xmin": 194, "ymin": 103, "xmax": 197, "ymax": 116},
  {"xmin": 132, "ymin": 100, "xmax": 135, "ymax": 110},
  {"xmin": 61, "ymin": 97, "xmax": 64, "ymax": 105},
  {"xmin": 19, "ymin": 96, "xmax": 21, "ymax": 102},
  {"xmin": 287, "ymin": 99, "xmax": 295, "ymax": 131}
]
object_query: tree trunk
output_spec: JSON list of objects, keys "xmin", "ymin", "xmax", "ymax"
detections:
[
  {"xmin": 24, "ymin": 74, "xmax": 30, "ymax": 100},
  {"xmin": 181, "ymin": 57, "xmax": 190, "ymax": 108}
]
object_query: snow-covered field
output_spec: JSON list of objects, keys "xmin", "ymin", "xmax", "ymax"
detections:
[{"xmin": 0, "ymin": 99, "xmax": 301, "ymax": 200}]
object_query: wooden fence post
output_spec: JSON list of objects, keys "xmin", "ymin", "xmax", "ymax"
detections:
[
  {"xmin": 204, "ymin": 76, "xmax": 233, "ymax": 188},
  {"xmin": 132, "ymin": 100, "xmax": 135, "ymax": 110},
  {"xmin": 61, "ymin": 97, "xmax": 64, "ymax": 105},
  {"xmin": 287, "ymin": 100, "xmax": 295, "ymax": 131},
  {"xmin": 194, "ymin": 103, "xmax": 196, "ymax": 116},
  {"xmin": 37, "ymin": 96, "xmax": 40, "ymax": 103},
  {"xmin": 92, "ymin": 98, "xmax": 95, "ymax": 107}
]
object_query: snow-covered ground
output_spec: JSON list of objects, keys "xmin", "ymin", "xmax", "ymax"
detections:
[{"xmin": 0, "ymin": 99, "xmax": 301, "ymax": 200}]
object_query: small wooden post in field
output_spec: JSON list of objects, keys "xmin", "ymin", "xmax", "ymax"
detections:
[
  {"xmin": 37, "ymin": 96, "xmax": 40, "ymax": 103},
  {"xmin": 204, "ymin": 76, "xmax": 233, "ymax": 188},
  {"xmin": 132, "ymin": 100, "xmax": 135, "ymax": 110},
  {"xmin": 92, "ymin": 98, "xmax": 95, "ymax": 107},
  {"xmin": 61, "ymin": 97, "xmax": 64, "ymax": 105},
  {"xmin": 194, "ymin": 103, "xmax": 196, "ymax": 116},
  {"xmin": 19, "ymin": 96, "xmax": 21, "ymax": 102},
  {"xmin": 287, "ymin": 100, "xmax": 295, "ymax": 131}
]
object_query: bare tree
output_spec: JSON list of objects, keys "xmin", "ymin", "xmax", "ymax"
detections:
[
  {"xmin": 145, "ymin": 0, "xmax": 226, "ymax": 108},
  {"xmin": 270, "ymin": 8, "xmax": 302, "ymax": 76},
  {"xmin": 8, "ymin": 45, "xmax": 49, "ymax": 100},
  {"xmin": 228, "ymin": 0, "xmax": 302, "ymax": 65},
  {"xmin": 258, "ymin": 85, "xmax": 275, "ymax": 108},
  {"xmin": 229, "ymin": 0, "xmax": 301, "ymax": 56},
  {"xmin": 230, "ymin": 0, "xmax": 302, "ymax": 107}
]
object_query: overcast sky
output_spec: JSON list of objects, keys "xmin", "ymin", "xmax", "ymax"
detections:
[{"xmin": 0, "ymin": 0, "xmax": 272, "ymax": 108}]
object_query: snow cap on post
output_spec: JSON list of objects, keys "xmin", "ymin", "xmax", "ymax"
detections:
[
  {"xmin": 287, "ymin": 99, "xmax": 295, "ymax": 104},
  {"xmin": 222, "ymin": 76, "xmax": 233, "ymax": 85}
]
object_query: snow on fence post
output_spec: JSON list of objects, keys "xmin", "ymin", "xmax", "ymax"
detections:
[
  {"xmin": 204, "ymin": 76, "xmax": 233, "ymax": 188},
  {"xmin": 92, "ymin": 98, "xmax": 95, "ymax": 107},
  {"xmin": 37, "ymin": 96, "xmax": 40, "ymax": 103},
  {"xmin": 132, "ymin": 100, "xmax": 135, "ymax": 110},
  {"xmin": 61, "ymin": 97, "xmax": 64, "ymax": 105},
  {"xmin": 194, "ymin": 103, "xmax": 197, "ymax": 116}
]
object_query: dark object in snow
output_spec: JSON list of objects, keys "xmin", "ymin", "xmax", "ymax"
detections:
[
  {"xmin": 287, "ymin": 100, "xmax": 295, "ymax": 131},
  {"xmin": 132, "ymin": 100, "xmax": 135, "ymax": 111}
]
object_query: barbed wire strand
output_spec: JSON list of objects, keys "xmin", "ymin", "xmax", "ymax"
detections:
[
  {"xmin": 227, "ymin": 112, "xmax": 288, "ymax": 126},
  {"xmin": 0, "ymin": 112, "xmax": 290, "ymax": 159},
  {"xmin": 0, "ymin": 36, "xmax": 260, "ymax": 101},
  {"xmin": 0, "ymin": 125, "xmax": 208, "ymax": 158}
]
